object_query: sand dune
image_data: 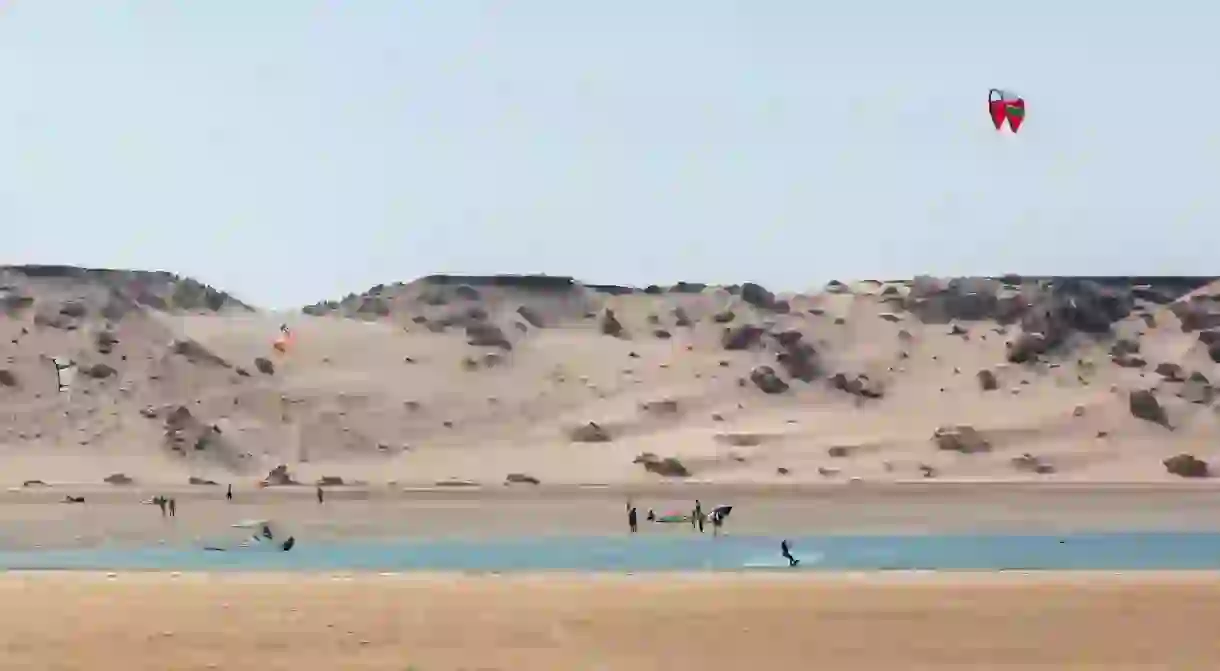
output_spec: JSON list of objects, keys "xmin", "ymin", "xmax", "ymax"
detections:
[{"xmin": 3, "ymin": 266, "xmax": 1220, "ymax": 488}]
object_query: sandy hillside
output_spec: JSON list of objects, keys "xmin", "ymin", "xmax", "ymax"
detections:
[{"xmin": 3, "ymin": 266, "xmax": 1220, "ymax": 487}]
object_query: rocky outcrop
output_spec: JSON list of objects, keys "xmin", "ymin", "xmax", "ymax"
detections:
[
  {"xmin": 721, "ymin": 324, "xmax": 764, "ymax": 350},
  {"xmin": 466, "ymin": 322, "xmax": 512, "ymax": 349},
  {"xmin": 749, "ymin": 366, "xmax": 789, "ymax": 394},
  {"xmin": 1128, "ymin": 390, "xmax": 1168, "ymax": 426},
  {"xmin": 569, "ymin": 422, "xmax": 612, "ymax": 443},
  {"xmin": 634, "ymin": 453, "xmax": 690, "ymax": 477},
  {"xmin": 932, "ymin": 425, "xmax": 990, "ymax": 453},
  {"xmin": 977, "ymin": 369, "xmax": 999, "ymax": 391},
  {"xmin": 1163, "ymin": 454, "xmax": 1209, "ymax": 478},
  {"xmin": 829, "ymin": 372, "xmax": 884, "ymax": 398},
  {"xmin": 600, "ymin": 309, "xmax": 625, "ymax": 337}
]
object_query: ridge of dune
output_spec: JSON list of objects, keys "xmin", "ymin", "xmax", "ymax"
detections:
[{"xmin": 3, "ymin": 267, "xmax": 1220, "ymax": 488}]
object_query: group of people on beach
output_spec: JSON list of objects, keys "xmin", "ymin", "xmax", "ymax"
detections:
[
  {"xmin": 626, "ymin": 499, "xmax": 726, "ymax": 534},
  {"xmin": 625, "ymin": 498, "xmax": 799, "ymax": 566}
]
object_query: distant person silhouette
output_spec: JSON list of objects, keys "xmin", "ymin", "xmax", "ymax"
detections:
[
  {"xmin": 628, "ymin": 506, "xmax": 638, "ymax": 533},
  {"xmin": 781, "ymin": 539, "xmax": 799, "ymax": 567},
  {"xmin": 226, "ymin": 484, "xmax": 233, "ymax": 502}
]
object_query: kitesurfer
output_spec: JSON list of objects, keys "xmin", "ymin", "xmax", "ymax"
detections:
[
  {"xmin": 628, "ymin": 506, "xmax": 638, "ymax": 533},
  {"xmin": 781, "ymin": 539, "xmax": 799, "ymax": 567},
  {"xmin": 261, "ymin": 524, "xmax": 274, "ymax": 541}
]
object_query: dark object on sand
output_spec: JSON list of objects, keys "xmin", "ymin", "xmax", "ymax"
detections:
[{"xmin": 281, "ymin": 536, "xmax": 296, "ymax": 552}]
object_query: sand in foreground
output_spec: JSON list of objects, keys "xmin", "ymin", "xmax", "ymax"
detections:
[{"xmin": 3, "ymin": 572, "xmax": 1219, "ymax": 670}]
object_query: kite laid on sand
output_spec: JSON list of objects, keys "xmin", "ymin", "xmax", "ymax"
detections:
[{"xmin": 988, "ymin": 89, "xmax": 1026, "ymax": 132}]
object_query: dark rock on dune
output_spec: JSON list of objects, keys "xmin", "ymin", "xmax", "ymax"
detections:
[
  {"xmin": 1011, "ymin": 453, "xmax": 1055, "ymax": 474},
  {"xmin": 569, "ymin": 422, "xmax": 612, "ymax": 443},
  {"xmin": 188, "ymin": 476, "xmax": 218, "ymax": 486},
  {"xmin": 668, "ymin": 282, "xmax": 706, "ymax": 294},
  {"xmin": 1198, "ymin": 330, "xmax": 1220, "ymax": 346},
  {"xmin": 1155, "ymin": 362, "xmax": 1185, "ymax": 381},
  {"xmin": 505, "ymin": 472, "xmax": 540, "ymax": 485},
  {"xmin": 95, "ymin": 330, "xmax": 119, "ymax": 354},
  {"xmin": 672, "ymin": 306, "xmax": 693, "ymax": 327},
  {"xmin": 1179, "ymin": 376, "xmax": 1214, "ymax": 405},
  {"xmin": 466, "ymin": 322, "xmax": 512, "ymax": 349},
  {"xmin": 1111, "ymin": 338, "xmax": 1141, "ymax": 355},
  {"xmin": 721, "ymin": 324, "xmax": 764, "ymax": 350},
  {"xmin": 104, "ymin": 473, "xmax": 134, "ymax": 485},
  {"xmin": 0, "ymin": 369, "xmax": 18, "ymax": 387},
  {"xmin": 600, "ymin": 309, "xmax": 625, "ymax": 337},
  {"xmin": 829, "ymin": 372, "xmax": 884, "ymax": 398},
  {"xmin": 254, "ymin": 357, "xmax": 275, "ymax": 375},
  {"xmin": 932, "ymin": 425, "xmax": 990, "ymax": 453},
  {"xmin": 0, "ymin": 291, "xmax": 34, "ymax": 315},
  {"xmin": 1170, "ymin": 299, "xmax": 1220, "ymax": 332},
  {"xmin": 264, "ymin": 465, "xmax": 297, "ymax": 486},
  {"xmin": 739, "ymin": 282, "xmax": 777, "ymax": 310},
  {"xmin": 1112, "ymin": 354, "xmax": 1147, "ymax": 369},
  {"xmin": 774, "ymin": 334, "xmax": 819, "ymax": 382},
  {"xmin": 1210, "ymin": 342, "xmax": 1220, "ymax": 364},
  {"xmin": 516, "ymin": 305, "xmax": 544, "ymax": 328},
  {"xmin": 83, "ymin": 363, "xmax": 117, "ymax": 379},
  {"xmin": 1128, "ymin": 389, "xmax": 1168, "ymax": 426},
  {"xmin": 1006, "ymin": 332, "xmax": 1047, "ymax": 363},
  {"xmin": 977, "ymin": 369, "xmax": 999, "ymax": 391},
  {"xmin": 712, "ymin": 310, "xmax": 736, "ymax": 324},
  {"xmin": 653, "ymin": 329, "xmax": 672, "ymax": 339},
  {"xmin": 171, "ymin": 338, "xmax": 230, "ymax": 367},
  {"xmin": 453, "ymin": 284, "xmax": 481, "ymax": 300},
  {"xmin": 750, "ymin": 366, "xmax": 789, "ymax": 394},
  {"xmin": 1164, "ymin": 454, "xmax": 1209, "ymax": 478},
  {"xmin": 635, "ymin": 453, "xmax": 690, "ymax": 477}
]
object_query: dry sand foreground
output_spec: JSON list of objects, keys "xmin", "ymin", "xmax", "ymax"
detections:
[{"xmin": 2, "ymin": 572, "xmax": 1219, "ymax": 670}]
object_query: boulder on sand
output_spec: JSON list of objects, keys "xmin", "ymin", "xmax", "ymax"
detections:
[
  {"xmin": 1163, "ymin": 454, "xmax": 1208, "ymax": 478},
  {"xmin": 749, "ymin": 366, "xmax": 789, "ymax": 394},
  {"xmin": 1128, "ymin": 389, "xmax": 1168, "ymax": 426},
  {"xmin": 932, "ymin": 425, "xmax": 990, "ymax": 453}
]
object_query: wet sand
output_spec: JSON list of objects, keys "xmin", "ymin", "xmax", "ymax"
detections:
[
  {"xmin": 4, "ymin": 483, "xmax": 1220, "ymax": 550},
  {"xmin": 2, "ymin": 571, "xmax": 1219, "ymax": 670}
]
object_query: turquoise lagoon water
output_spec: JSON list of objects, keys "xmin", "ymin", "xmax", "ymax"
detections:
[{"xmin": 4, "ymin": 532, "xmax": 1220, "ymax": 571}]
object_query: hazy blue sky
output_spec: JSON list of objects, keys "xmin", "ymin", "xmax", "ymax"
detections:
[{"xmin": 2, "ymin": 2, "xmax": 1216, "ymax": 307}]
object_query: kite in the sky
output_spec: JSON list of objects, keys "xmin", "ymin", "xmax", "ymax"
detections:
[{"xmin": 988, "ymin": 89, "xmax": 1026, "ymax": 132}]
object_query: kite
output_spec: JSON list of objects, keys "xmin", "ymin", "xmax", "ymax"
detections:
[{"xmin": 988, "ymin": 89, "xmax": 1026, "ymax": 132}]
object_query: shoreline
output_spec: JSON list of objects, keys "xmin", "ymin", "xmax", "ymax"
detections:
[{"xmin": 4, "ymin": 483, "xmax": 1220, "ymax": 551}]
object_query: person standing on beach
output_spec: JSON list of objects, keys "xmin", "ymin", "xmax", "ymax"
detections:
[
  {"xmin": 168, "ymin": 498, "xmax": 176, "ymax": 517},
  {"xmin": 711, "ymin": 511, "xmax": 723, "ymax": 536},
  {"xmin": 694, "ymin": 500, "xmax": 704, "ymax": 533},
  {"xmin": 628, "ymin": 505, "xmax": 638, "ymax": 533},
  {"xmin": 226, "ymin": 484, "xmax": 233, "ymax": 502},
  {"xmin": 316, "ymin": 485, "xmax": 324, "ymax": 505}
]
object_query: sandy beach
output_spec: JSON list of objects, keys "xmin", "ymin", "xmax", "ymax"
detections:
[{"xmin": 1, "ymin": 571, "xmax": 1217, "ymax": 670}]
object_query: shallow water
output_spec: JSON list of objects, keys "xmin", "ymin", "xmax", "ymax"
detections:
[{"xmin": 3, "ymin": 532, "xmax": 1220, "ymax": 571}]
